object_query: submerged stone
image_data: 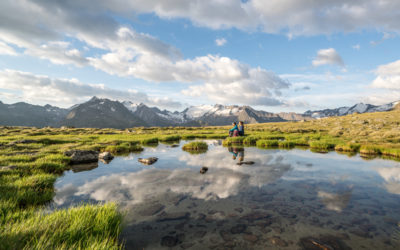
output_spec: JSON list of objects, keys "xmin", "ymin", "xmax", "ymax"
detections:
[
  {"xmin": 138, "ymin": 157, "xmax": 158, "ymax": 165},
  {"xmin": 200, "ymin": 166, "xmax": 208, "ymax": 174},
  {"xmin": 157, "ymin": 212, "xmax": 190, "ymax": 222},
  {"xmin": 161, "ymin": 235, "xmax": 178, "ymax": 247},
  {"xmin": 230, "ymin": 224, "xmax": 247, "ymax": 234},
  {"xmin": 298, "ymin": 235, "xmax": 351, "ymax": 250}
]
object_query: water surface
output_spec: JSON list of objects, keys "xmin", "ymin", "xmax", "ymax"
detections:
[{"xmin": 52, "ymin": 140, "xmax": 400, "ymax": 249}]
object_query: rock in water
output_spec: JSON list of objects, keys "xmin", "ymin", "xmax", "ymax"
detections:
[
  {"xmin": 99, "ymin": 152, "xmax": 114, "ymax": 161},
  {"xmin": 237, "ymin": 161, "xmax": 255, "ymax": 166},
  {"xmin": 298, "ymin": 235, "xmax": 351, "ymax": 250},
  {"xmin": 200, "ymin": 166, "xmax": 208, "ymax": 174},
  {"xmin": 64, "ymin": 150, "xmax": 99, "ymax": 164},
  {"xmin": 138, "ymin": 157, "xmax": 158, "ymax": 165},
  {"xmin": 161, "ymin": 236, "xmax": 178, "ymax": 247}
]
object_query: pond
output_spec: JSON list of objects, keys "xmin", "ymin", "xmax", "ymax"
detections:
[{"xmin": 52, "ymin": 140, "xmax": 400, "ymax": 249}]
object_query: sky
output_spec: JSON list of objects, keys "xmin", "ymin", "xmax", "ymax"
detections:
[{"xmin": 0, "ymin": 0, "xmax": 400, "ymax": 113}]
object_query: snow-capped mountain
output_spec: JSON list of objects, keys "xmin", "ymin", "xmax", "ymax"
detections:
[{"xmin": 304, "ymin": 101, "xmax": 399, "ymax": 118}]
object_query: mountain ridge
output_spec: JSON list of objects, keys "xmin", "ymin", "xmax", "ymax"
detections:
[{"xmin": 0, "ymin": 97, "xmax": 397, "ymax": 128}]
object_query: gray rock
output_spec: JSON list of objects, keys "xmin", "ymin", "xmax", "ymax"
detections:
[
  {"xmin": 99, "ymin": 151, "xmax": 114, "ymax": 161},
  {"xmin": 200, "ymin": 166, "xmax": 208, "ymax": 174},
  {"xmin": 138, "ymin": 157, "xmax": 158, "ymax": 165},
  {"xmin": 0, "ymin": 165, "xmax": 17, "ymax": 171},
  {"xmin": 237, "ymin": 161, "xmax": 255, "ymax": 166},
  {"xmin": 64, "ymin": 150, "xmax": 99, "ymax": 164}
]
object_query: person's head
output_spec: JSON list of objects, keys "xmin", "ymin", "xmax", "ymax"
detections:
[
  {"xmin": 239, "ymin": 121, "xmax": 244, "ymax": 125},
  {"xmin": 232, "ymin": 122, "xmax": 237, "ymax": 126}
]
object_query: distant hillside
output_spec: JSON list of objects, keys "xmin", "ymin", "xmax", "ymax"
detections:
[
  {"xmin": 61, "ymin": 97, "xmax": 146, "ymax": 129},
  {"xmin": 0, "ymin": 101, "xmax": 67, "ymax": 127}
]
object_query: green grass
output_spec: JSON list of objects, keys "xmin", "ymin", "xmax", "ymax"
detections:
[
  {"xmin": 256, "ymin": 139, "xmax": 279, "ymax": 148},
  {"xmin": 309, "ymin": 140, "xmax": 336, "ymax": 150},
  {"xmin": 0, "ymin": 203, "xmax": 122, "ymax": 249},
  {"xmin": 278, "ymin": 141, "xmax": 295, "ymax": 148},
  {"xmin": 222, "ymin": 136, "xmax": 245, "ymax": 146},
  {"xmin": 182, "ymin": 141, "xmax": 208, "ymax": 150}
]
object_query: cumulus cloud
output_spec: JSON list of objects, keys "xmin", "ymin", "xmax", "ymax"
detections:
[
  {"xmin": 0, "ymin": 1, "xmax": 291, "ymax": 106},
  {"xmin": 371, "ymin": 60, "xmax": 400, "ymax": 90},
  {"xmin": 352, "ymin": 44, "xmax": 360, "ymax": 50},
  {"xmin": 69, "ymin": 0, "xmax": 400, "ymax": 36},
  {"xmin": 0, "ymin": 69, "xmax": 181, "ymax": 108},
  {"xmin": 182, "ymin": 66, "xmax": 289, "ymax": 106},
  {"xmin": 312, "ymin": 48, "xmax": 344, "ymax": 67},
  {"xmin": 215, "ymin": 38, "xmax": 227, "ymax": 46}
]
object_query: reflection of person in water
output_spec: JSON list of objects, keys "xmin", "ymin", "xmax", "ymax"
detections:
[
  {"xmin": 238, "ymin": 149, "xmax": 244, "ymax": 162},
  {"xmin": 228, "ymin": 147, "xmax": 244, "ymax": 161}
]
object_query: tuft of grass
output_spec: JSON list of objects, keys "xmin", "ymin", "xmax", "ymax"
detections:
[
  {"xmin": 104, "ymin": 143, "xmax": 143, "ymax": 154},
  {"xmin": 359, "ymin": 145, "xmax": 381, "ymax": 155},
  {"xmin": 256, "ymin": 140, "xmax": 279, "ymax": 148},
  {"xmin": 309, "ymin": 140, "xmax": 336, "ymax": 150},
  {"xmin": 159, "ymin": 135, "xmax": 181, "ymax": 142},
  {"xmin": 141, "ymin": 137, "xmax": 158, "ymax": 145},
  {"xmin": 182, "ymin": 141, "xmax": 208, "ymax": 150},
  {"xmin": 222, "ymin": 136, "xmax": 245, "ymax": 146},
  {"xmin": 278, "ymin": 141, "xmax": 295, "ymax": 148},
  {"xmin": 335, "ymin": 143, "xmax": 361, "ymax": 152}
]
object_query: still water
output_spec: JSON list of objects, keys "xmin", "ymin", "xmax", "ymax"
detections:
[{"xmin": 52, "ymin": 140, "xmax": 400, "ymax": 249}]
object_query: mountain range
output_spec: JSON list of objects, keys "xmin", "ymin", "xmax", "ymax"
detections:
[{"xmin": 0, "ymin": 97, "xmax": 398, "ymax": 128}]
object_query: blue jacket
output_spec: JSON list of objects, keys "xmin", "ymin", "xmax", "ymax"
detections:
[
  {"xmin": 238, "ymin": 125, "xmax": 244, "ymax": 135},
  {"xmin": 229, "ymin": 125, "xmax": 238, "ymax": 132}
]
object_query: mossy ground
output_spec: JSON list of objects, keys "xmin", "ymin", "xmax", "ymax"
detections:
[{"xmin": 1, "ymin": 109, "xmax": 400, "ymax": 247}]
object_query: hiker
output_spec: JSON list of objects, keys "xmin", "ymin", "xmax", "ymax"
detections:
[
  {"xmin": 229, "ymin": 122, "xmax": 239, "ymax": 137},
  {"xmin": 238, "ymin": 121, "xmax": 245, "ymax": 136}
]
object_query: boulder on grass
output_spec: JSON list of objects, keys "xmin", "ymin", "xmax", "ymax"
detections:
[{"xmin": 64, "ymin": 150, "xmax": 99, "ymax": 164}]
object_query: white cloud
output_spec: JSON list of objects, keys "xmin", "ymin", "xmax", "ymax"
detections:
[
  {"xmin": 215, "ymin": 38, "xmax": 227, "ymax": 46},
  {"xmin": 371, "ymin": 60, "xmax": 400, "ymax": 90},
  {"xmin": 352, "ymin": 44, "xmax": 360, "ymax": 50},
  {"xmin": 312, "ymin": 48, "xmax": 344, "ymax": 67},
  {"xmin": 0, "ymin": 41, "xmax": 17, "ymax": 56},
  {"xmin": 181, "ymin": 65, "xmax": 289, "ymax": 106},
  {"xmin": 0, "ymin": 69, "xmax": 181, "ymax": 108}
]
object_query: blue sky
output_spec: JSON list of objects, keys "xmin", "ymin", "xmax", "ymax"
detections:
[{"xmin": 0, "ymin": 1, "xmax": 400, "ymax": 112}]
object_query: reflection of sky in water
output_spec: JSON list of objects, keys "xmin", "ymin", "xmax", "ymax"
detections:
[{"xmin": 53, "ymin": 140, "xmax": 400, "ymax": 211}]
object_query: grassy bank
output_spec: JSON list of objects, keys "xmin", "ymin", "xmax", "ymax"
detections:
[{"xmin": 1, "ymin": 109, "xmax": 400, "ymax": 247}]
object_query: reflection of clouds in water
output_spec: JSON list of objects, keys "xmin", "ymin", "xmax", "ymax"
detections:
[
  {"xmin": 54, "ymin": 149, "xmax": 292, "ymax": 207},
  {"xmin": 178, "ymin": 147, "xmax": 291, "ymax": 187},
  {"xmin": 377, "ymin": 167, "xmax": 400, "ymax": 195},
  {"xmin": 318, "ymin": 190, "xmax": 352, "ymax": 212},
  {"xmin": 54, "ymin": 183, "xmax": 78, "ymax": 206}
]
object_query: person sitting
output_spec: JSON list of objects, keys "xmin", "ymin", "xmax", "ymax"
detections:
[
  {"xmin": 238, "ymin": 121, "xmax": 245, "ymax": 136},
  {"xmin": 229, "ymin": 122, "xmax": 239, "ymax": 137}
]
